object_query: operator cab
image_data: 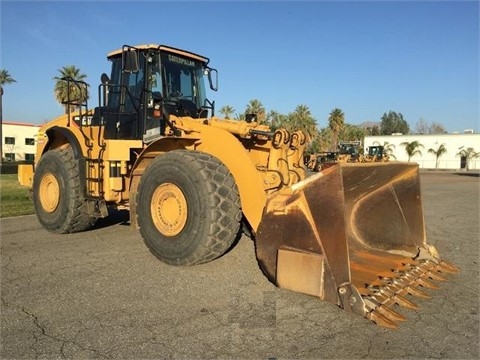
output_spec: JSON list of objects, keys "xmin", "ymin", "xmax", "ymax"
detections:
[
  {"xmin": 368, "ymin": 146, "xmax": 384, "ymax": 157},
  {"xmin": 95, "ymin": 44, "xmax": 217, "ymax": 142},
  {"xmin": 338, "ymin": 141, "xmax": 361, "ymax": 161}
]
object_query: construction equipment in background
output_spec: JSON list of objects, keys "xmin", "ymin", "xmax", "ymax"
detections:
[
  {"xmin": 18, "ymin": 44, "xmax": 457, "ymax": 329},
  {"xmin": 305, "ymin": 152, "xmax": 338, "ymax": 172},
  {"xmin": 363, "ymin": 145, "xmax": 390, "ymax": 162},
  {"xmin": 313, "ymin": 141, "xmax": 362, "ymax": 172},
  {"xmin": 337, "ymin": 140, "xmax": 362, "ymax": 163}
]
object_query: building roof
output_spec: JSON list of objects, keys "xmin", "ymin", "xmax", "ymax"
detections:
[{"xmin": 2, "ymin": 121, "xmax": 41, "ymax": 127}]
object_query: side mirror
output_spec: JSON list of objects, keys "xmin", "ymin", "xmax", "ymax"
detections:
[
  {"xmin": 100, "ymin": 73, "xmax": 110, "ymax": 107},
  {"xmin": 100, "ymin": 73, "xmax": 110, "ymax": 84},
  {"xmin": 206, "ymin": 67, "xmax": 218, "ymax": 91},
  {"xmin": 122, "ymin": 47, "xmax": 139, "ymax": 73}
]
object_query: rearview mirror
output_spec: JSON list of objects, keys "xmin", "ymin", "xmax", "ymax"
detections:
[
  {"xmin": 122, "ymin": 47, "xmax": 139, "ymax": 73},
  {"xmin": 206, "ymin": 67, "xmax": 218, "ymax": 91}
]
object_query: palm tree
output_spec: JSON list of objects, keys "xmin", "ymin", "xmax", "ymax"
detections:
[
  {"xmin": 0, "ymin": 69, "xmax": 16, "ymax": 86},
  {"xmin": 234, "ymin": 112, "xmax": 246, "ymax": 121},
  {"xmin": 0, "ymin": 69, "xmax": 16, "ymax": 164},
  {"xmin": 219, "ymin": 105, "xmax": 235, "ymax": 119},
  {"xmin": 328, "ymin": 108, "xmax": 345, "ymax": 151},
  {"xmin": 457, "ymin": 147, "xmax": 480, "ymax": 171},
  {"xmin": 317, "ymin": 127, "xmax": 334, "ymax": 152},
  {"xmin": 428, "ymin": 143, "xmax": 447, "ymax": 171},
  {"xmin": 289, "ymin": 104, "xmax": 318, "ymax": 141},
  {"xmin": 245, "ymin": 99, "xmax": 265, "ymax": 123},
  {"xmin": 266, "ymin": 110, "xmax": 284, "ymax": 130},
  {"xmin": 400, "ymin": 140, "xmax": 424, "ymax": 162},
  {"xmin": 54, "ymin": 65, "xmax": 89, "ymax": 113}
]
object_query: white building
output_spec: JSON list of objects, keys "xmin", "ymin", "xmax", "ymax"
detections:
[
  {"xmin": 1, "ymin": 121, "xmax": 41, "ymax": 162},
  {"xmin": 364, "ymin": 133, "xmax": 480, "ymax": 170}
]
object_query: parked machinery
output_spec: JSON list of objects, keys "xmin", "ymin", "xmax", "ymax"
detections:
[{"xmin": 18, "ymin": 44, "xmax": 457, "ymax": 329}]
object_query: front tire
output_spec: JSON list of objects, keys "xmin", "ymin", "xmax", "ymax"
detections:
[
  {"xmin": 33, "ymin": 147, "xmax": 96, "ymax": 233},
  {"xmin": 137, "ymin": 150, "xmax": 242, "ymax": 266}
]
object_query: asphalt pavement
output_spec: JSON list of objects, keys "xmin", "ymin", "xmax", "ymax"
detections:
[{"xmin": 1, "ymin": 172, "xmax": 479, "ymax": 359}]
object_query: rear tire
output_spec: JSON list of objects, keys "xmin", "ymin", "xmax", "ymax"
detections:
[
  {"xmin": 33, "ymin": 147, "xmax": 96, "ymax": 233},
  {"xmin": 137, "ymin": 150, "xmax": 242, "ymax": 266}
]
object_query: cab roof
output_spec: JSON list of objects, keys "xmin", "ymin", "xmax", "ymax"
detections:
[{"xmin": 107, "ymin": 44, "xmax": 210, "ymax": 65}]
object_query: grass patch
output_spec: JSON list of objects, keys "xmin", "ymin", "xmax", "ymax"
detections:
[{"xmin": 0, "ymin": 174, "xmax": 35, "ymax": 218}]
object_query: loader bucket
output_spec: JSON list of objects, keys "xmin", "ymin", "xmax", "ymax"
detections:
[{"xmin": 256, "ymin": 162, "xmax": 458, "ymax": 329}]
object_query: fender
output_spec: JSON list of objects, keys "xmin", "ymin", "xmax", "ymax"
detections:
[
  {"xmin": 39, "ymin": 124, "xmax": 97, "ymax": 207},
  {"xmin": 129, "ymin": 123, "xmax": 267, "ymax": 232}
]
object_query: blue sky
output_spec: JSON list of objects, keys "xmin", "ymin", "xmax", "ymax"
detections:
[{"xmin": 1, "ymin": 1, "xmax": 479, "ymax": 133}]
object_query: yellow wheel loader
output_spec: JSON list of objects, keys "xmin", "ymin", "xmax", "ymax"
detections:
[
  {"xmin": 336, "ymin": 141, "xmax": 361, "ymax": 163},
  {"xmin": 18, "ymin": 44, "xmax": 457, "ymax": 329},
  {"xmin": 363, "ymin": 145, "xmax": 390, "ymax": 162}
]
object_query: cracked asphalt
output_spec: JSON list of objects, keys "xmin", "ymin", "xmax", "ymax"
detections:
[{"xmin": 1, "ymin": 172, "xmax": 479, "ymax": 359}]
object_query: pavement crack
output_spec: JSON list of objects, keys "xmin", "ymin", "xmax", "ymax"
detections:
[{"xmin": 21, "ymin": 307, "xmax": 111, "ymax": 359}]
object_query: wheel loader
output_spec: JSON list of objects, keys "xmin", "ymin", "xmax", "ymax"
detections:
[
  {"xmin": 18, "ymin": 44, "xmax": 457, "ymax": 329},
  {"xmin": 363, "ymin": 145, "xmax": 390, "ymax": 162},
  {"xmin": 337, "ymin": 140, "xmax": 361, "ymax": 163}
]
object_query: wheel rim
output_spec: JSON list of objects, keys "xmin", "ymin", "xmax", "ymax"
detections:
[
  {"xmin": 151, "ymin": 183, "xmax": 188, "ymax": 236},
  {"xmin": 39, "ymin": 173, "xmax": 60, "ymax": 213}
]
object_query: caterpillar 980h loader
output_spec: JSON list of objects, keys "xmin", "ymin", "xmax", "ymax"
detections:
[{"xmin": 18, "ymin": 44, "xmax": 457, "ymax": 329}]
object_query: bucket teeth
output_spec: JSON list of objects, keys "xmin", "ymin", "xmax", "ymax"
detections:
[
  {"xmin": 416, "ymin": 278, "xmax": 439, "ymax": 289},
  {"xmin": 438, "ymin": 260, "xmax": 460, "ymax": 274},
  {"xmin": 370, "ymin": 286, "xmax": 419, "ymax": 309},
  {"xmin": 367, "ymin": 310, "xmax": 399, "ymax": 329},
  {"xmin": 359, "ymin": 257, "xmax": 459, "ymax": 329},
  {"xmin": 395, "ymin": 271, "xmax": 439, "ymax": 290},
  {"xmin": 364, "ymin": 296, "xmax": 407, "ymax": 329},
  {"xmin": 345, "ymin": 246, "xmax": 460, "ymax": 329},
  {"xmin": 426, "ymin": 270, "xmax": 447, "ymax": 282},
  {"xmin": 405, "ymin": 285, "xmax": 430, "ymax": 299},
  {"xmin": 376, "ymin": 304, "xmax": 406, "ymax": 322},
  {"xmin": 392, "ymin": 294, "xmax": 419, "ymax": 310}
]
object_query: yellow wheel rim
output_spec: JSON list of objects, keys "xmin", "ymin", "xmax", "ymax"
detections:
[
  {"xmin": 39, "ymin": 173, "xmax": 60, "ymax": 213},
  {"xmin": 151, "ymin": 183, "xmax": 188, "ymax": 236}
]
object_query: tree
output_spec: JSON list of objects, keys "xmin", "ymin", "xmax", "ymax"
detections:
[
  {"xmin": 415, "ymin": 118, "xmax": 447, "ymax": 134},
  {"xmin": 0, "ymin": 69, "xmax": 16, "ymax": 86},
  {"xmin": 430, "ymin": 122, "xmax": 448, "ymax": 134},
  {"xmin": 287, "ymin": 104, "xmax": 318, "ymax": 140},
  {"xmin": 266, "ymin": 110, "xmax": 284, "ymax": 130},
  {"xmin": 219, "ymin": 105, "xmax": 235, "ymax": 119},
  {"xmin": 415, "ymin": 118, "xmax": 430, "ymax": 134},
  {"xmin": 234, "ymin": 112, "xmax": 246, "ymax": 121},
  {"xmin": 365, "ymin": 125, "xmax": 380, "ymax": 136},
  {"xmin": 428, "ymin": 144, "xmax": 447, "ymax": 170},
  {"xmin": 328, "ymin": 108, "xmax": 345, "ymax": 151},
  {"xmin": 380, "ymin": 111, "xmax": 409, "ymax": 135},
  {"xmin": 0, "ymin": 69, "xmax": 17, "ymax": 164},
  {"xmin": 400, "ymin": 140, "xmax": 424, "ymax": 162},
  {"xmin": 245, "ymin": 99, "xmax": 265, "ymax": 123},
  {"xmin": 54, "ymin": 65, "xmax": 89, "ymax": 113},
  {"xmin": 306, "ymin": 135, "xmax": 323, "ymax": 154},
  {"xmin": 316, "ymin": 127, "xmax": 335, "ymax": 152},
  {"xmin": 457, "ymin": 147, "xmax": 480, "ymax": 171},
  {"xmin": 339, "ymin": 124, "xmax": 365, "ymax": 143}
]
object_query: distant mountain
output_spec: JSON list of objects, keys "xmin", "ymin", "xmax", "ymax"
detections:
[{"xmin": 357, "ymin": 121, "xmax": 381, "ymax": 129}]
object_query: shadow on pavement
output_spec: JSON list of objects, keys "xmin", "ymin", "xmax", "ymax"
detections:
[
  {"xmin": 92, "ymin": 208, "xmax": 130, "ymax": 230},
  {"xmin": 454, "ymin": 172, "xmax": 480, "ymax": 177}
]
